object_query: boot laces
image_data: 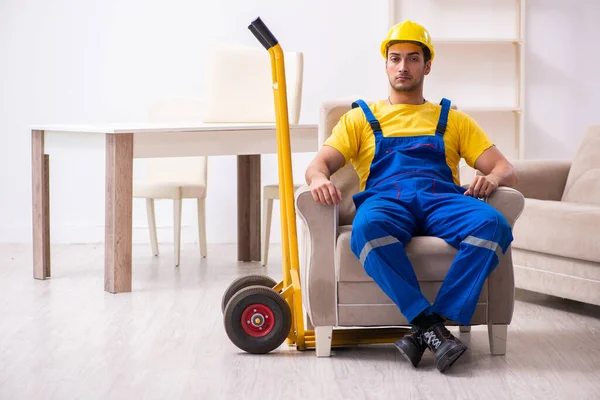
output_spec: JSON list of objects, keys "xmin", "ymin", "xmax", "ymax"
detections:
[
  {"xmin": 424, "ymin": 331, "xmax": 441, "ymax": 349},
  {"xmin": 424, "ymin": 325, "xmax": 447, "ymax": 350}
]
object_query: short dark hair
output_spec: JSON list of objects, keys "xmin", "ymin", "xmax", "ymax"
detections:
[{"xmin": 386, "ymin": 41, "xmax": 431, "ymax": 63}]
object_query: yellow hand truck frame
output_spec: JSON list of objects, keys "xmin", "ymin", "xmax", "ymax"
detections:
[{"xmin": 221, "ymin": 17, "xmax": 409, "ymax": 355}]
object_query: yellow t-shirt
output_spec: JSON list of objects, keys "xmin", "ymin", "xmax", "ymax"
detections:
[{"xmin": 323, "ymin": 100, "xmax": 494, "ymax": 192}]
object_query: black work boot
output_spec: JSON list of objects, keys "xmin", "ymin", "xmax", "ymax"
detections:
[
  {"xmin": 394, "ymin": 325, "xmax": 428, "ymax": 367},
  {"xmin": 423, "ymin": 322, "xmax": 468, "ymax": 373}
]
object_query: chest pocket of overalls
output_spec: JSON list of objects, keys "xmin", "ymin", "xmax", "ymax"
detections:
[{"xmin": 381, "ymin": 134, "xmax": 446, "ymax": 166}]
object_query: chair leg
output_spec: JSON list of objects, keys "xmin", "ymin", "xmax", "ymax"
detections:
[
  {"xmin": 315, "ymin": 326, "xmax": 333, "ymax": 357},
  {"xmin": 197, "ymin": 198, "xmax": 207, "ymax": 258},
  {"xmin": 173, "ymin": 199, "xmax": 182, "ymax": 266},
  {"xmin": 261, "ymin": 197, "xmax": 274, "ymax": 266},
  {"xmin": 488, "ymin": 324, "xmax": 508, "ymax": 355},
  {"xmin": 459, "ymin": 326, "xmax": 471, "ymax": 333},
  {"xmin": 146, "ymin": 198, "xmax": 159, "ymax": 256}
]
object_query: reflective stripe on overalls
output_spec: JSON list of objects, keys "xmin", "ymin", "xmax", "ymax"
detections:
[{"xmin": 348, "ymin": 99, "xmax": 514, "ymax": 326}]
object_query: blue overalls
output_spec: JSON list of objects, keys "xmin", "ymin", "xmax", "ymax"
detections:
[{"xmin": 349, "ymin": 99, "xmax": 513, "ymax": 326}]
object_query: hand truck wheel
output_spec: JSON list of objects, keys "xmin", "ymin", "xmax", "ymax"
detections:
[
  {"xmin": 221, "ymin": 274, "xmax": 278, "ymax": 314},
  {"xmin": 223, "ymin": 285, "xmax": 292, "ymax": 354}
]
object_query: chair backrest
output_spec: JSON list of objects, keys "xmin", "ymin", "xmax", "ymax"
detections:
[
  {"xmin": 202, "ymin": 43, "xmax": 304, "ymax": 124},
  {"xmin": 319, "ymin": 98, "xmax": 458, "ymax": 225},
  {"xmin": 561, "ymin": 125, "xmax": 600, "ymax": 206},
  {"xmin": 142, "ymin": 97, "xmax": 208, "ymax": 188}
]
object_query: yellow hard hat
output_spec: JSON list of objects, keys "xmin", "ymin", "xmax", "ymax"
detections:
[{"xmin": 380, "ymin": 20, "xmax": 435, "ymax": 62}]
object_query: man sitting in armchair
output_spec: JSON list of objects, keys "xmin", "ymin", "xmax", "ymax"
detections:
[{"xmin": 304, "ymin": 20, "xmax": 518, "ymax": 373}]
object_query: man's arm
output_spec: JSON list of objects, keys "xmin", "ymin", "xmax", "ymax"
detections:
[
  {"xmin": 465, "ymin": 145, "xmax": 518, "ymax": 198},
  {"xmin": 305, "ymin": 145, "xmax": 346, "ymax": 205}
]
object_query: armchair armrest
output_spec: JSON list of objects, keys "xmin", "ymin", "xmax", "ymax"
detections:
[
  {"xmin": 484, "ymin": 187, "xmax": 525, "ymax": 228},
  {"xmin": 482, "ymin": 187, "xmax": 525, "ymax": 325},
  {"xmin": 510, "ymin": 159, "xmax": 572, "ymax": 201},
  {"xmin": 295, "ymin": 185, "xmax": 338, "ymax": 327}
]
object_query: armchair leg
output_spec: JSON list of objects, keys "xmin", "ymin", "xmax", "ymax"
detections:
[
  {"xmin": 488, "ymin": 324, "xmax": 508, "ymax": 355},
  {"xmin": 315, "ymin": 326, "xmax": 333, "ymax": 357},
  {"xmin": 459, "ymin": 326, "xmax": 471, "ymax": 333}
]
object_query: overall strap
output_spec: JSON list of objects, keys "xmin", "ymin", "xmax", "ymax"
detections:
[
  {"xmin": 435, "ymin": 98, "xmax": 451, "ymax": 137},
  {"xmin": 352, "ymin": 99, "xmax": 383, "ymax": 139}
]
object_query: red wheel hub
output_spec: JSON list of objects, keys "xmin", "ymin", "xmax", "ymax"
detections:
[{"xmin": 241, "ymin": 303, "xmax": 275, "ymax": 337}]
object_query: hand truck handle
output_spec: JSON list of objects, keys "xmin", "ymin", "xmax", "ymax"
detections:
[{"xmin": 248, "ymin": 17, "xmax": 279, "ymax": 50}]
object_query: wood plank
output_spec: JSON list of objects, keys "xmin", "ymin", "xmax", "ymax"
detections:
[
  {"xmin": 105, "ymin": 133, "xmax": 134, "ymax": 293},
  {"xmin": 31, "ymin": 130, "xmax": 50, "ymax": 279},
  {"xmin": 237, "ymin": 155, "xmax": 261, "ymax": 262}
]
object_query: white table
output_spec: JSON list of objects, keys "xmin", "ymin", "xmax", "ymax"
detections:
[{"xmin": 30, "ymin": 122, "xmax": 318, "ymax": 293}]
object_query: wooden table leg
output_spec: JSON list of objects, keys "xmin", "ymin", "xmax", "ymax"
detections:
[
  {"xmin": 237, "ymin": 155, "xmax": 261, "ymax": 262},
  {"xmin": 105, "ymin": 133, "xmax": 133, "ymax": 293},
  {"xmin": 32, "ymin": 130, "xmax": 51, "ymax": 280}
]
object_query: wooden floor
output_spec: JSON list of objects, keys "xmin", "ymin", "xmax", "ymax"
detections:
[{"xmin": 1, "ymin": 243, "xmax": 599, "ymax": 400}]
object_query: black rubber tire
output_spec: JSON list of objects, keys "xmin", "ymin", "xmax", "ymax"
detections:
[
  {"xmin": 223, "ymin": 286, "xmax": 292, "ymax": 354},
  {"xmin": 221, "ymin": 274, "xmax": 278, "ymax": 314}
]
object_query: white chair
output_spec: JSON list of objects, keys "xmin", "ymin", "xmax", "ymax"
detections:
[
  {"xmin": 133, "ymin": 98, "xmax": 208, "ymax": 266},
  {"xmin": 201, "ymin": 43, "xmax": 304, "ymax": 266},
  {"xmin": 202, "ymin": 43, "xmax": 303, "ymax": 125}
]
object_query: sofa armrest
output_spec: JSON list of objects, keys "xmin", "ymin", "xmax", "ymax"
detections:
[
  {"xmin": 484, "ymin": 187, "xmax": 525, "ymax": 228},
  {"xmin": 295, "ymin": 185, "xmax": 338, "ymax": 327},
  {"xmin": 510, "ymin": 159, "xmax": 572, "ymax": 201}
]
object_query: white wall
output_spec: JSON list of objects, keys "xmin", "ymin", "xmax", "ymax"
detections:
[
  {"xmin": 0, "ymin": 0, "xmax": 388, "ymax": 244},
  {"xmin": 524, "ymin": 0, "xmax": 600, "ymax": 158},
  {"xmin": 1, "ymin": 0, "xmax": 599, "ymax": 245}
]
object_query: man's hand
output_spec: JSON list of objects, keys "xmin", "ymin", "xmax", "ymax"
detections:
[
  {"xmin": 309, "ymin": 177, "xmax": 342, "ymax": 205},
  {"xmin": 305, "ymin": 145, "xmax": 346, "ymax": 205},
  {"xmin": 464, "ymin": 174, "xmax": 501, "ymax": 198},
  {"xmin": 466, "ymin": 145, "xmax": 518, "ymax": 198}
]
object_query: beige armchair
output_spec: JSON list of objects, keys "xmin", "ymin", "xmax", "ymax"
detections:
[
  {"xmin": 510, "ymin": 125, "xmax": 600, "ymax": 306},
  {"xmin": 294, "ymin": 99, "xmax": 525, "ymax": 357}
]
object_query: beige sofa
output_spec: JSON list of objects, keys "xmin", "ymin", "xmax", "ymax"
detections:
[
  {"xmin": 294, "ymin": 99, "xmax": 525, "ymax": 357},
  {"xmin": 510, "ymin": 126, "xmax": 600, "ymax": 306}
]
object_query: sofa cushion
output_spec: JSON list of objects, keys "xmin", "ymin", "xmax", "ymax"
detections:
[
  {"xmin": 336, "ymin": 226, "xmax": 458, "ymax": 282},
  {"xmin": 562, "ymin": 125, "xmax": 600, "ymax": 206},
  {"xmin": 512, "ymin": 199, "xmax": 600, "ymax": 263}
]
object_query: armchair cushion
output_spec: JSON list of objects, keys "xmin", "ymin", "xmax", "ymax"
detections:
[
  {"xmin": 337, "ymin": 228, "xmax": 458, "ymax": 282},
  {"xmin": 336, "ymin": 187, "xmax": 524, "ymax": 283}
]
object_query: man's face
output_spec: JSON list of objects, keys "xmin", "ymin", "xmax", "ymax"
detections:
[{"xmin": 385, "ymin": 42, "xmax": 431, "ymax": 93}]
